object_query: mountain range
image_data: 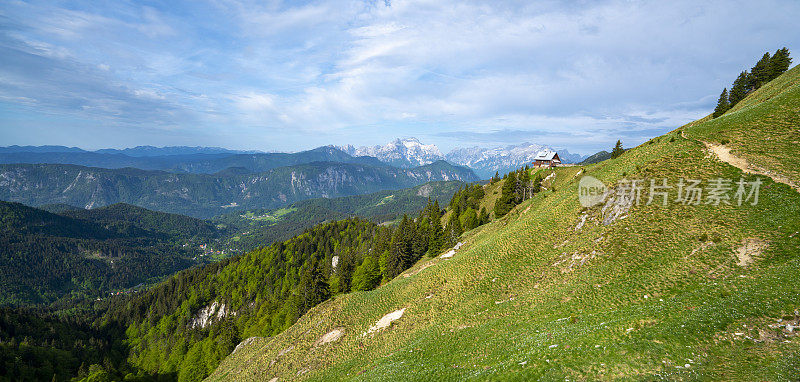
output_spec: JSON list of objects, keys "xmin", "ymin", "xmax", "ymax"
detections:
[
  {"xmin": 0, "ymin": 160, "xmax": 477, "ymax": 218},
  {"xmin": 445, "ymin": 143, "xmax": 590, "ymax": 178},
  {"xmin": 339, "ymin": 137, "xmax": 589, "ymax": 178},
  {"xmin": 1, "ymin": 138, "xmax": 591, "ymax": 182}
]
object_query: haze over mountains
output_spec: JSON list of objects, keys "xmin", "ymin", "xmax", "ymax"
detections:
[
  {"xmin": 337, "ymin": 137, "xmax": 587, "ymax": 178},
  {"xmin": 0, "ymin": 138, "xmax": 587, "ymax": 179}
]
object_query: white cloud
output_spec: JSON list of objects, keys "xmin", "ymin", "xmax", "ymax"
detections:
[{"xmin": 1, "ymin": 0, "xmax": 799, "ymax": 152}]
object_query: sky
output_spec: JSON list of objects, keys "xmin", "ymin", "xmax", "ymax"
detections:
[{"xmin": 0, "ymin": 0, "xmax": 798, "ymax": 155}]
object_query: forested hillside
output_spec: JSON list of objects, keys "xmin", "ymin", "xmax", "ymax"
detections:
[
  {"xmin": 0, "ymin": 201, "xmax": 221, "ymax": 306},
  {"xmin": 63, "ymin": 203, "xmax": 226, "ymax": 244},
  {"xmin": 216, "ymin": 181, "xmax": 465, "ymax": 251}
]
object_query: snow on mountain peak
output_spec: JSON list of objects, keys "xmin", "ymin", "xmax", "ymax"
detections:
[
  {"xmin": 337, "ymin": 138, "xmax": 583, "ymax": 178},
  {"xmin": 337, "ymin": 137, "xmax": 443, "ymax": 168}
]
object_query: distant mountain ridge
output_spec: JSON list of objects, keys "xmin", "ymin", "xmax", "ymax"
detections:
[
  {"xmin": 0, "ymin": 160, "xmax": 478, "ymax": 218},
  {"xmin": 0, "ymin": 146, "xmax": 377, "ymax": 174},
  {"xmin": 1, "ymin": 139, "xmax": 587, "ymax": 182},
  {"xmin": 445, "ymin": 143, "xmax": 587, "ymax": 179},
  {"xmin": 95, "ymin": 145, "xmax": 263, "ymax": 157}
]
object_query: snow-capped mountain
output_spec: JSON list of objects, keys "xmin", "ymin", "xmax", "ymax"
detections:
[
  {"xmin": 445, "ymin": 142, "xmax": 556, "ymax": 179},
  {"xmin": 337, "ymin": 138, "xmax": 444, "ymax": 168},
  {"xmin": 337, "ymin": 137, "xmax": 586, "ymax": 179}
]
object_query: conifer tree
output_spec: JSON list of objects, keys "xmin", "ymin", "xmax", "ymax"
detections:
[
  {"xmin": 767, "ymin": 47, "xmax": 792, "ymax": 81},
  {"xmin": 427, "ymin": 202, "xmax": 444, "ymax": 256},
  {"xmin": 712, "ymin": 88, "xmax": 730, "ymax": 118},
  {"xmin": 299, "ymin": 262, "xmax": 330, "ymax": 315},
  {"xmin": 444, "ymin": 210, "xmax": 463, "ymax": 247},
  {"xmin": 611, "ymin": 140, "xmax": 624, "ymax": 159},
  {"xmin": 532, "ymin": 173, "xmax": 542, "ymax": 193},
  {"xmin": 728, "ymin": 71, "xmax": 749, "ymax": 107},
  {"xmin": 748, "ymin": 52, "xmax": 771, "ymax": 90},
  {"xmin": 386, "ymin": 215, "xmax": 413, "ymax": 278},
  {"xmin": 494, "ymin": 171, "xmax": 518, "ymax": 218},
  {"xmin": 517, "ymin": 168, "xmax": 531, "ymax": 201},
  {"xmin": 459, "ymin": 207, "xmax": 478, "ymax": 231},
  {"xmin": 351, "ymin": 256, "xmax": 381, "ymax": 291}
]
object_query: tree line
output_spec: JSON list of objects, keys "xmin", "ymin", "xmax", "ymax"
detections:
[
  {"xmin": 714, "ymin": 47, "xmax": 792, "ymax": 118},
  {"xmin": 494, "ymin": 166, "xmax": 545, "ymax": 218}
]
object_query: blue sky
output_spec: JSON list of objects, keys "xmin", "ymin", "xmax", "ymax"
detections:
[{"xmin": 0, "ymin": 0, "xmax": 798, "ymax": 154}]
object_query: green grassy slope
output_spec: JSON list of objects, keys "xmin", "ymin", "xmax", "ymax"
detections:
[
  {"xmin": 209, "ymin": 68, "xmax": 800, "ymax": 380},
  {"xmin": 686, "ymin": 64, "xmax": 800, "ymax": 187}
]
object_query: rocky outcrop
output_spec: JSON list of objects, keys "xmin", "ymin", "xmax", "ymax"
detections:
[{"xmin": 189, "ymin": 301, "xmax": 233, "ymax": 329}]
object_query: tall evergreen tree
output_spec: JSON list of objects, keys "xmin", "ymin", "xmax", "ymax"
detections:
[
  {"xmin": 427, "ymin": 202, "xmax": 444, "ymax": 256},
  {"xmin": 516, "ymin": 168, "xmax": 531, "ymax": 201},
  {"xmin": 299, "ymin": 261, "xmax": 331, "ymax": 315},
  {"xmin": 748, "ymin": 52, "xmax": 771, "ymax": 90},
  {"xmin": 442, "ymin": 207, "xmax": 463, "ymax": 248},
  {"xmin": 386, "ymin": 215, "xmax": 413, "ymax": 278},
  {"xmin": 767, "ymin": 47, "xmax": 792, "ymax": 81},
  {"xmin": 494, "ymin": 171, "xmax": 518, "ymax": 218},
  {"xmin": 351, "ymin": 256, "xmax": 381, "ymax": 291},
  {"xmin": 611, "ymin": 140, "xmax": 624, "ymax": 159},
  {"xmin": 728, "ymin": 71, "xmax": 750, "ymax": 107},
  {"xmin": 713, "ymin": 88, "xmax": 730, "ymax": 118}
]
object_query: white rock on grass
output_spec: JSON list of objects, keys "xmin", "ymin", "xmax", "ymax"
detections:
[
  {"xmin": 317, "ymin": 328, "xmax": 344, "ymax": 345},
  {"xmin": 440, "ymin": 242, "xmax": 464, "ymax": 258},
  {"xmin": 363, "ymin": 308, "xmax": 406, "ymax": 336}
]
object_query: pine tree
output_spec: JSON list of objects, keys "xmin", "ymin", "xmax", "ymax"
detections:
[
  {"xmin": 386, "ymin": 216, "xmax": 413, "ymax": 278},
  {"xmin": 728, "ymin": 71, "xmax": 749, "ymax": 107},
  {"xmin": 427, "ymin": 203, "xmax": 444, "ymax": 256},
  {"xmin": 767, "ymin": 47, "xmax": 792, "ymax": 81},
  {"xmin": 748, "ymin": 52, "xmax": 771, "ymax": 90},
  {"xmin": 611, "ymin": 140, "xmax": 624, "ymax": 159},
  {"xmin": 443, "ymin": 210, "xmax": 463, "ymax": 248},
  {"xmin": 712, "ymin": 88, "xmax": 730, "ymax": 118},
  {"xmin": 516, "ymin": 167, "xmax": 531, "ymax": 201},
  {"xmin": 299, "ymin": 262, "xmax": 330, "ymax": 315},
  {"xmin": 494, "ymin": 171, "xmax": 518, "ymax": 218},
  {"xmin": 532, "ymin": 173, "xmax": 542, "ymax": 193},
  {"xmin": 410, "ymin": 219, "xmax": 427, "ymax": 259}
]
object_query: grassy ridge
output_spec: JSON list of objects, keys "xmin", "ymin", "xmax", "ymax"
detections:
[
  {"xmin": 687, "ymin": 64, "xmax": 800, "ymax": 185},
  {"xmin": 209, "ymin": 67, "xmax": 800, "ymax": 380}
]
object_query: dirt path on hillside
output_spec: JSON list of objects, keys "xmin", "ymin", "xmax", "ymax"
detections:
[{"xmin": 701, "ymin": 140, "xmax": 800, "ymax": 193}]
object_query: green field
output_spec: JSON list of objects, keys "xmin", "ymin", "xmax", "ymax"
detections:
[{"xmin": 209, "ymin": 66, "xmax": 800, "ymax": 380}]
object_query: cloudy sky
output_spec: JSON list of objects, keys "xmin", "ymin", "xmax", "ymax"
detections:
[{"xmin": 0, "ymin": 0, "xmax": 797, "ymax": 154}]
